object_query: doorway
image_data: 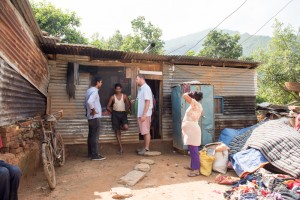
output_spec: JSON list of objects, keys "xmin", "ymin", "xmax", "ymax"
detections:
[{"xmin": 138, "ymin": 79, "xmax": 161, "ymax": 140}]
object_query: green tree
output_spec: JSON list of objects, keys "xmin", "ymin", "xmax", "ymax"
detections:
[
  {"xmin": 185, "ymin": 50, "xmax": 196, "ymax": 56},
  {"xmin": 31, "ymin": 0, "xmax": 88, "ymax": 44},
  {"xmin": 255, "ymin": 20, "xmax": 300, "ymax": 104},
  {"xmin": 198, "ymin": 30, "xmax": 242, "ymax": 59},
  {"xmin": 89, "ymin": 33, "xmax": 108, "ymax": 49},
  {"xmin": 107, "ymin": 30, "xmax": 124, "ymax": 50},
  {"xmin": 121, "ymin": 16, "xmax": 164, "ymax": 54}
]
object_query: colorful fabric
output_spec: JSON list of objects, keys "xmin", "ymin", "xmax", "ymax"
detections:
[{"xmin": 243, "ymin": 118, "xmax": 300, "ymax": 178}]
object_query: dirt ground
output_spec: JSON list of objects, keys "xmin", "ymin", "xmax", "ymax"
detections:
[{"xmin": 19, "ymin": 143, "xmax": 234, "ymax": 200}]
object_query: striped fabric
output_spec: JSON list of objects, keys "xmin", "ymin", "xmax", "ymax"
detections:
[{"xmin": 243, "ymin": 118, "xmax": 300, "ymax": 178}]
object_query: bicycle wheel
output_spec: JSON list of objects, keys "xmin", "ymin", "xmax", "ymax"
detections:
[
  {"xmin": 55, "ymin": 132, "xmax": 65, "ymax": 166},
  {"xmin": 42, "ymin": 142, "xmax": 56, "ymax": 189}
]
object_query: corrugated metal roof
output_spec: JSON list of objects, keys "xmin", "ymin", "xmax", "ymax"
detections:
[
  {"xmin": 10, "ymin": 0, "xmax": 56, "ymax": 45},
  {"xmin": 41, "ymin": 43, "xmax": 259, "ymax": 69}
]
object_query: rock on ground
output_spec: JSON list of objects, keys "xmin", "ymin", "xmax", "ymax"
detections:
[
  {"xmin": 118, "ymin": 170, "xmax": 147, "ymax": 186},
  {"xmin": 134, "ymin": 163, "xmax": 151, "ymax": 172},
  {"xmin": 110, "ymin": 187, "xmax": 133, "ymax": 199},
  {"xmin": 140, "ymin": 159, "xmax": 155, "ymax": 165},
  {"xmin": 144, "ymin": 151, "xmax": 161, "ymax": 156}
]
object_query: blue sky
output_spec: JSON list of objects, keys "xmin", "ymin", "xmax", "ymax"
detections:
[{"xmin": 33, "ymin": 0, "xmax": 300, "ymax": 40}]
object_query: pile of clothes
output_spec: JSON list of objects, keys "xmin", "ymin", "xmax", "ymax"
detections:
[
  {"xmin": 221, "ymin": 168, "xmax": 300, "ymax": 200},
  {"xmin": 217, "ymin": 113, "xmax": 300, "ymax": 199}
]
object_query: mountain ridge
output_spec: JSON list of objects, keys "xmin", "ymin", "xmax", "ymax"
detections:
[{"xmin": 163, "ymin": 29, "xmax": 271, "ymax": 56}]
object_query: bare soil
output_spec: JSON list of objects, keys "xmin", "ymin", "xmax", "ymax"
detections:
[{"xmin": 19, "ymin": 143, "xmax": 233, "ymax": 200}]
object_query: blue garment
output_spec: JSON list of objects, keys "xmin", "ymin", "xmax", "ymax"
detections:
[
  {"xmin": 0, "ymin": 160, "xmax": 22, "ymax": 200},
  {"xmin": 230, "ymin": 148, "xmax": 268, "ymax": 177},
  {"xmin": 84, "ymin": 87, "xmax": 102, "ymax": 120}
]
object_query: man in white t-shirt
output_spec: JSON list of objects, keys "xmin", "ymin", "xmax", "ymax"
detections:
[{"xmin": 135, "ymin": 74, "xmax": 153, "ymax": 155}]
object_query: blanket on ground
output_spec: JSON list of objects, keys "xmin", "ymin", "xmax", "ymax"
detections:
[{"xmin": 243, "ymin": 118, "xmax": 300, "ymax": 178}]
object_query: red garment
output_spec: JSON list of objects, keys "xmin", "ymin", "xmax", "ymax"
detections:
[
  {"xmin": 0, "ymin": 136, "xmax": 2, "ymax": 149},
  {"xmin": 286, "ymin": 179, "xmax": 300, "ymax": 190}
]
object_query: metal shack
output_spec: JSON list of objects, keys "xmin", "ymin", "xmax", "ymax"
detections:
[
  {"xmin": 0, "ymin": 0, "xmax": 259, "ymax": 147},
  {"xmin": 0, "ymin": 0, "xmax": 50, "ymax": 126},
  {"xmin": 41, "ymin": 43, "xmax": 259, "ymax": 145}
]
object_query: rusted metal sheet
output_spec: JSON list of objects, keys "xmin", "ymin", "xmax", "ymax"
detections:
[
  {"xmin": 48, "ymin": 61, "xmax": 139, "ymax": 144},
  {"xmin": 41, "ymin": 43, "xmax": 259, "ymax": 69},
  {"xmin": 162, "ymin": 64, "xmax": 258, "ymax": 141},
  {"xmin": 56, "ymin": 117, "xmax": 139, "ymax": 145},
  {"xmin": 0, "ymin": 0, "xmax": 49, "ymax": 96},
  {"xmin": 214, "ymin": 115, "xmax": 257, "ymax": 141},
  {"xmin": 0, "ymin": 58, "xmax": 46, "ymax": 126}
]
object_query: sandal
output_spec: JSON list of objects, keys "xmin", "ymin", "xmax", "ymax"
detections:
[
  {"xmin": 188, "ymin": 171, "xmax": 200, "ymax": 177},
  {"xmin": 184, "ymin": 166, "xmax": 192, "ymax": 170}
]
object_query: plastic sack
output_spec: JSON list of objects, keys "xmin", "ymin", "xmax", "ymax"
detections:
[
  {"xmin": 213, "ymin": 143, "xmax": 229, "ymax": 174},
  {"xmin": 199, "ymin": 149, "xmax": 215, "ymax": 176}
]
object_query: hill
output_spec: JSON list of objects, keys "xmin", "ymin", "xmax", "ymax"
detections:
[{"xmin": 163, "ymin": 29, "xmax": 271, "ymax": 56}]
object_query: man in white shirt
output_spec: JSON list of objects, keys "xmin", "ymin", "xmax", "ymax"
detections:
[
  {"xmin": 84, "ymin": 76, "xmax": 106, "ymax": 161},
  {"xmin": 135, "ymin": 74, "xmax": 153, "ymax": 155}
]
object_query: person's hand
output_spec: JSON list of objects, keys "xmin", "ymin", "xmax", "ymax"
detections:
[
  {"xmin": 130, "ymin": 99, "xmax": 135, "ymax": 104},
  {"xmin": 91, "ymin": 109, "xmax": 97, "ymax": 116},
  {"xmin": 141, "ymin": 115, "xmax": 146, "ymax": 122}
]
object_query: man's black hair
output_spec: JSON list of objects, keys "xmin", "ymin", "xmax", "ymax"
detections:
[
  {"xmin": 91, "ymin": 76, "xmax": 102, "ymax": 86},
  {"xmin": 114, "ymin": 83, "xmax": 122, "ymax": 89}
]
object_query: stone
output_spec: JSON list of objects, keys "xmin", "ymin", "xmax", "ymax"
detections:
[
  {"xmin": 144, "ymin": 151, "xmax": 161, "ymax": 156},
  {"xmin": 140, "ymin": 159, "xmax": 155, "ymax": 165},
  {"xmin": 110, "ymin": 187, "xmax": 133, "ymax": 199},
  {"xmin": 134, "ymin": 163, "xmax": 151, "ymax": 172},
  {"xmin": 118, "ymin": 170, "xmax": 146, "ymax": 186}
]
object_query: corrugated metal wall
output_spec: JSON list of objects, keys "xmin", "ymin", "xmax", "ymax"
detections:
[
  {"xmin": 0, "ymin": 58, "xmax": 46, "ymax": 126},
  {"xmin": 0, "ymin": 0, "xmax": 49, "ymax": 96},
  {"xmin": 48, "ymin": 59, "xmax": 139, "ymax": 144},
  {"xmin": 162, "ymin": 64, "xmax": 257, "ymax": 141}
]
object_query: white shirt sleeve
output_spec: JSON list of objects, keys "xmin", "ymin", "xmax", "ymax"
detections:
[
  {"xmin": 87, "ymin": 91, "xmax": 98, "ymax": 110},
  {"xmin": 144, "ymin": 87, "xmax": 152, "ymax": 100}
]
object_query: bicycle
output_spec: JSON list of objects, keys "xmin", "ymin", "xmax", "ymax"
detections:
[{"xmin": 17, "ymin": 110, "xmax": 65, "ymax": 190}]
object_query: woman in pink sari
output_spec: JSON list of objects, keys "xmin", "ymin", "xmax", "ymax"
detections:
[{"xmin": 182, "ymin": 91, "xmax": 203, "ymax": 177}]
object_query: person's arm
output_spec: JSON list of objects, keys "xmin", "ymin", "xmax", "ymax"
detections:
[
  {"xmin": 183, "ymin": 92, "xmax": 192, "ymax": 104},
  {"xmin": 141, "ymin": 100, "xmax": 150, "ymax": 122},
  {"xmin": 106, "ymin": 96, "xmax": 114, "ymax": 113},
  {"xmin": 87, "ymin": 91, "xmax": 98, "ymax": 116},
  {"xmin": 124, "ymin": 94, "xmax": 131, "ymax": 112}
]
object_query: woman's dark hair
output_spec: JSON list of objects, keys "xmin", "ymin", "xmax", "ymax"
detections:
[
  {"xmin": 114, "ymin": 83, "xmax": 122, "ymax": 89},
  {"xmin": 188, "ymin": 91, "xmax": 203, "ymax": 101},
  {"xmin": 91, "ymin": 76, "xmax": 102, "ymax": 86}
]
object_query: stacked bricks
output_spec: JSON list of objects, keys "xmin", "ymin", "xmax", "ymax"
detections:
[
  {"xmin": 0, "ymin": 125, "xmax": 37, "ymax": 155},
  {"xmin": 0, "ymin": 125, "xmax": 22, "ymax": 154}
]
